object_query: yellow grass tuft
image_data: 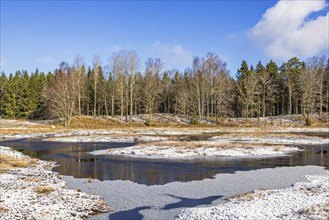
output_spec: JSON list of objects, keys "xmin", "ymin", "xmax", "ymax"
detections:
[
  {"xmin": 34, "ymin": 185, "xmax": 55, "ymax": 194},
  {"xmin": 0, "ymin": 206, "xmax": 9, "ymax": 213},
  {"xmin": 225, "ymin": 191, "xmax": 264, "ymax": 201},
  {"xmin": 26, "ymin": 177, "xmax": 41, "ymax": 182},
  {"xmin": 0, "ymin": 153, "xmax": 31, "ymax": 169},
  {"xmin": 136, "ymin": 140, "xmax": 286, "ymax": 151}
]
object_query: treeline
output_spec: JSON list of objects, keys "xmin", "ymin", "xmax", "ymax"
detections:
[{"xmin": 0, "ymin": 51, "xmax": 328, "ymax": 127}]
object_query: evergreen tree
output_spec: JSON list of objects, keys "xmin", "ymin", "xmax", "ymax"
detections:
[
  {"xmin": 280, "ymin": 57, "xmax": 303, "ymax": 115},
  {"xmin": 266, "ymin": 60, "xmax": 280, "ymax": 115},
  {"xmin": 236, "ymin": 61, "xmax": 258, "ymax": 118},
  {"xmin": 3, "ymin": 73, "xmax": 20, "ymax": 118},
  {"xmin": 0, "ymin": 72, "xmax": 8, "ymax": 116}
]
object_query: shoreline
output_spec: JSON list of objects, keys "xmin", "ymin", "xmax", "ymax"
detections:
[
  {"xmin": 2, "ymin": 126, "xmax": 328, "ymax": 160},
  {"xmin": 0, "ymin": 146, "xmax": 112, "ymax": 220},
  {"xmin": 63, "ymin": 166, "xmax": 328, "ymax": 220},
  {"xmin": 178, "ymin": 172, "xmax": 329, "ymax": 219},
  {"xmin": 0, "ymin": 119, "xmax": 328, "ymax": 219},
  {"xmin": 92, "ymin": 144, "xmax": 301, "ymax": 159}
]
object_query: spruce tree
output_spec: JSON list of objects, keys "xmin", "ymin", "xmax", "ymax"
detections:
[
  {"xmin": 3, "ymin": 73, "xmax": 20, "ymax": 118},
  {"xmin": 0, "ymin": 72, "xmax": 8, "ymax": 116}
]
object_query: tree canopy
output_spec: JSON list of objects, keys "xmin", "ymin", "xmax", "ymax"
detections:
[{"xmin": 0, "ymin": 52, "xmax": 328, "ymax": 127}]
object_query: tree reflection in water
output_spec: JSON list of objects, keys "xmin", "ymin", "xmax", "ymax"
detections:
[{"xmin": 2, "ymin": 139, "xmax": 328, "ymax": 185}]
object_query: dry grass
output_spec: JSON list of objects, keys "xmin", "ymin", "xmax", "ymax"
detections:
[
  {"xmin": 69, "ymin": 116, "xmax": 121, "ymax": 129},
  {"xmin": 1, "ymin": 115, "xmax": 328, "ymax": 138},
  {"xmin": 136, "ymin": 140, "xmax": 285, "ymax": 150},
  {"xmin": 26, "ymin": 177, "xmax": 41, "ymax": 182},
  {"xmin": 273, "ymin": 145, "xmax": 284, "ymax": 151},
  {"xmin": 0, "ymin": 153, "xmax": 31, "ymax": 169},
  {"xmin": 304, "ymin": 203, "xmax": 329, "ymax": 219},
  {"xmin": 0, "ymin": 206, "xmax": 9, "ymax": 213},
  {"xmin": 34, "ymin": 185, "xmax": 55, "ymax": 194},
  {"xmin": 221, "ymin": 132, "xmax": 304, "ymax": 138},
  {"xmin": 225, "ymin": 191, "xmax": 265, "ymax": 201}
]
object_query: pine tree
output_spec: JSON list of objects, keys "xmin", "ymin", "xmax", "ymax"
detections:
[
  {"xmin": 236, "ymin": 61, "xmax": 258, "ymax": 119},
  {"xmin": 266, "ymin": 60, "xmax": 280, "ymax": 115},
  {"xmin": 0, "ymin": 72, "xmax": 8, "ymax": 116},
  {"xmin": 3, "ymin": 73, "xmax": 20, "ymax": 118},
  {"xmin": 280, "ymin": 57, "xmax": 303, "ymax": 115}
]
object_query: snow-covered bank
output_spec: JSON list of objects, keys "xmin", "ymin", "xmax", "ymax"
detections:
[
  {"xmin": 212, "ymin": 134, "xmax": 329, "ymax": 146},
  {"xmin": 103, "ymin": 143, "xmax": 300, "ymax": 159},
  {"xmin": 0, "ymin": 146, "xmax": 111, "ymax": 220},
  {"xmin": 62, "ymin": 166, "xmax": 327, "ymax": 220},
  {"xmin": 0, "ymin": 123, "xmax": 328, "ymax": 142},
  {"xmin": 178, "ymin": 173, "xmax": 329, "ymax": 220},
  {"xmin": 47, "ymin": 134, "xmax": 169, "ymax": 143}
]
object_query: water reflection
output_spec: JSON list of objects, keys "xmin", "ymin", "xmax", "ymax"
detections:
[{"xmin": 1, "ymin": 139, "xmax": 328, "ymax": 185}]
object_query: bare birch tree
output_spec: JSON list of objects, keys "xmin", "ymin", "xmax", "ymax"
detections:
[
  {"xmin": 92, "ymin": 55, "xmax": 102, "ymax": 116},
  {"xmin": 45, "ymin": 62, "xmax": 78, "ymax": 127},
  {"xmin": 144, "ymin": 58, "xmax": 163, "ymax": 123},
  {"xmin": 127, "ymin": 51, "xmax": 139, "ymax": 121},
  {"xmin": 72, "ymin": 54, "xmax": 85, "ymax": 117}
]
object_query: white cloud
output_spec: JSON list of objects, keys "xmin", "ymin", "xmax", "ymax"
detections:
[
  {"xmin": 36, "ymin": 55, "xmax": 55, "ymax": 64},
  {"xmin": 153, "ymin": 41, "xmax": 193, "ymax": 69},
  {"xmin": 250, "ymin": 0, "xmax": 329, "ymax": 60},
  {"xmin": 0, "ymin": 59, "xmax": 6, "ymax": 66},
  {"xmin": 108, "ymin": 45, "xmax": 122, "ymax": 53}
]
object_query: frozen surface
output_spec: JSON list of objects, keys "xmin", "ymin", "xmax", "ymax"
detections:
[
  {"xmin": 178, "ymin": 173, "xmax": 329, "ymax": 220},
  {"xmin": 63, "ymin": 166, "xmax": 327, "ymax": 220}
]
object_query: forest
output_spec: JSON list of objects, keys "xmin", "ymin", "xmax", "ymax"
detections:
[{"xmin": 0, "ymin": 51, "xmax": 328, "ymax": 127}]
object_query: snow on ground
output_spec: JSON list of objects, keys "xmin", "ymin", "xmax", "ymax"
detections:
[
  {"xmin": 0, "ymin": 121, "xmax": 327, "ymax": 142},
  {"xmin": 62, "ymin": 166, "xmax": 327, "ymax": 220},
  {"xmin": 212, "ymin": 135, "xmax": 329, "ymax": 146},
  {"xmin": 0, "ymin": 146, "xmax": 111, "ymax": 220},
  {"xmin": 0, "ymin": 119, "xmax": 49, "ymax": 128},
  {"xmin": 49, "ymin": 135, "xmax": 136, "ymax": 143},
  {"xmin": 0, "ymin": 130, "xmax": 129, "ymax": 141},
  {"xmin": 102, "ymin": 143, "xmax": 300, "ymax": 159},
  {"xmin": 178, "ymin": 173, "xmax": 329, "ymax": 220},
  {"xmin": 47, "ymin": 134, "xmax": 169, "ymax": 143}
]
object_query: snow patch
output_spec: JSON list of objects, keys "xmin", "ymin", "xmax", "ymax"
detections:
[
  {"xmin": 105, "ymin": 145, "xmax": 300, "ymax": 159},
  {"xmin": 0, "ymin": 146, "xmax": 111, "ymax": 219},
  {"xmin": 178, "ymin": 173, "xmax": 329, "ymax": 220}
]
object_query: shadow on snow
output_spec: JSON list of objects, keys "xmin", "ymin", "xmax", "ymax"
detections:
[
  {"xmin": 108, "ymin": 206, "xmax": 151, "ymax": 220},
  {"xmin": 162, "ymin": 194, "xmax": 222, "ymax": 210}
]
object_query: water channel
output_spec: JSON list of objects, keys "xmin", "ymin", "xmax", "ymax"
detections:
[{"xmin": 1, "ymin": 135, "xmax": 328, "ymax": 186}]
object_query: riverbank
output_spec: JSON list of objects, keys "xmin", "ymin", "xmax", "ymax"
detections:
[
  {"xmin": 1, "ymin": 118, "xmax": 328, "ymax": 159},
  {"xmin": 62, "ymin": 166, "xmax": 328, "ymax": 220},
  {"xmin": 0, "ymin": 146, "xmax": 112, "ymax": 220},
  {"xmin": 178, "ymin": 172, "xmax": 329, "ymax": 219},
  {"xmin": 98, "ymin": 142, "xmax": 301, "ymax": 159}
]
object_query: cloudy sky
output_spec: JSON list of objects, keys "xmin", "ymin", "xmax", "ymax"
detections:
[{"xmin": 1, "ymin": 0, "xmax": 328, "ymax": 75}]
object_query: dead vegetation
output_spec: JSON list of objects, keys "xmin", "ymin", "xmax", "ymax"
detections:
[
  {"xmin": 0, "ymin": 206, "xmax": 9, "ymax": 213},
  {"xmin": 69, "ymin": 116, "xmax": 124, "ymax": 129},
  {"xmin": 305, "ymin": 204, "xmax": 329, "ymax": 219},
  {"xmin": 34, "ymin": 185, "xmax": 55, "ymax": 194},
  {"xmin": 0, "ymin": 154, "xmax": 32, "ymax": 169},
  {"xmin": 225, "ymin": 191, "xmax": 265, "ymax": 201},
  {"xmin": 0, "ymin": 114, "xmax": 328, "ymax": 136},
  {"xmin": 136, "ymin": 140, "xmax": 285, "ymax": 150},
  {"xmin": 26, "ymin": 177, "xmax": 41, "ymax": 182}
]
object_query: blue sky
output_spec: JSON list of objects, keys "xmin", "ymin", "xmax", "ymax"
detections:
[{"xmin": 1, "ymin": 0, "xmax": 328, "ymax": 76}]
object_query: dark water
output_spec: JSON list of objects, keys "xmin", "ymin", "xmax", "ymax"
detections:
[{"xmin": 1, "ymin": 138, "xmax": 328, "ymax": 185}]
